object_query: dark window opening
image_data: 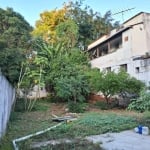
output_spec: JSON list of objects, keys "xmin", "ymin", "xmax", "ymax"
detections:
[
  {"xmin": 100, "ymin": 43, "xmax": 108, "ymax": 56},
  {"xmin": 106, "ymin": 67, "xmax": 111, "ymax": 72},
  {"xmin": 135, "ymin": 67, "xmax": 140, "ymax": 73},
  {"xmin": 124, "ymin": 36, "xmax": 128, "ymax": 42},
  {"xmin": 120, "ymin": 64, "xmax": 127, "ymax": 72},
  {"xmin": 110, "ymin": 35, "xmax": 122, "ymax": 52}
]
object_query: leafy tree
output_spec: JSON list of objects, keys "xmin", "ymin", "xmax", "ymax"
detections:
[
  {"xmin": 86, "ymin": 68, "xmax": 103, "ymax": 92},
  {"xmin": 45, "ymin": 48, "xmax": 90, "ymax": 95},
  {"xmin": 33, "ymin": 0, "xmax": 119, "ymax": 50},
  {"xmin": 55, "ymin": 71, "xmax": 90, "ymax": 103},
  {"xmin": 98, "ymin": 71, "xmax": 120, "ymax": 104},
  {"xmin": 88, "ymin": 69, "xmax": 144, "ymax": 104},
  {"xmin": 117, "ymin": 70, "xmax": 145, "ymax": 98},
  {"xmin": 0, "ymin": 7, "xmax": 32, "ymax": 49},
  {"xmin": 66, "ymin": 1, "xmax": 119, "ymax": 50},
  {"xmin": 0, "ymin": 7, "xmax": 33, "ymax": 85},
  {"xmin": 0, "ymin": 48, "xmax": 25, "ymax": 84},
  {"xmin": 32, "ymin": 7, "xmax": 68, "ymax": 43},
  {"xmin": 31, "ymin": 39, "xmax": 90, "ymax": 102},
  {"xmin": 56, "ymin": 20, "xmax": 79, "ymax": 48},
  {"xmin": 66, "ymin": 1, "xmax": 95, "ymax": 50}
]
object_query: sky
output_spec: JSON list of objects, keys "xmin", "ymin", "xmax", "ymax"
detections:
[{"xmin": 0, "ymin": 0, "xmax": 150, "ymax": 27}]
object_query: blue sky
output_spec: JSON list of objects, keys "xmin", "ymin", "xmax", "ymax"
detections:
[{"xmin": 0, "ymin": 0, "xmax": 150, "ymax": 27}]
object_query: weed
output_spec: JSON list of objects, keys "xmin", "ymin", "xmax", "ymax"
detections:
[{"xmin": 67, "ymin": 102, "xmax": 88, "ymax": 113}]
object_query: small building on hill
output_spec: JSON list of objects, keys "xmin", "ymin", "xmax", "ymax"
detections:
[{"xmin": 87, "ymin": 12, "xmax": 150, "ymax": 86}]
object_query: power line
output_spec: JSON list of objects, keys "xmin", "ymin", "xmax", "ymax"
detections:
[{"xmin": 112, "ymin": 7, "xmax": 135, "ymax": 22}]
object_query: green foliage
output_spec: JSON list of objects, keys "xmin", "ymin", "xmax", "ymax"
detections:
[
  {"xmin": 1, "ymin": 99, "xmax": 140, "ymax": 150},
  {"xmin": 67, "ymin": 1, "xmax": 119, "ymax": 50},
  {"xmin": 117, "ymin": 69, "xmax": 145, "ymax": 95},
  {"xmin": 88, "ymin": 69, "xmax": 144, "ymax": 104},
  {"xmin": 29, "ymin": 112, "xmax": 137, "ymax": 142},
  {"xmin": 28, "ymin": 40, "xmax": 90, "ymax": 104},
  {"xmin": 128, "ymin": 90, "xmax": 150, "ymax": 112},
  {"xmin": 99, "ymin": 71, "xmax": 120, "ymax": 102},
  {"xmin": 55, "ymin": 74, "xmax": 90, "ymax": 103},
  {"xmin": 94, "ymin": 100, "xmax": 119, "ymax": 110},
  {"xmin": 88, "ymin": 69, "xmax": 120, "ymax": 103},
  {"xmin": 143, "ymin": 111, "xmax": 150, "ymax": 119},
  {"xmin": 94, "ymin": 101, "xmax": 109, "ymax": 110},
  {"xmin": 0, "ymin": 48, "xmax": 25, "ymax": 84},
  {"xmin": 0, "ymin": 7, "xmax": 32, "ymax": 85},
  {"xmin": 0, "ymin": 7, "xmax": 32, "ymax": 49},
  {"xmin": 137, "ymin": 111, "xmax": 150, "ymax": 130},
  {"xmin": 56, "ymin": 20, "xmax": 79, "ymax": 48},
  {"xmin": 33, "ymin": 1, "xmax": 119, "ymax": 50},
  {"xmin": 86, "ymin": 68, "xmax": 103, "ymax": 92},
  {"xmin": 68, "ymin": 102, "xmax": 87, "ymax": 113}
]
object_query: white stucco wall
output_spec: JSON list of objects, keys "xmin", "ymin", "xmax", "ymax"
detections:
[
  {"xmin": 0, "ymin": 74, "xmax": 15, "ymax": 139},
  {"xmin": 90, "ymin": 29, "xmax": 132, "ymax": 70},
  {"xmin": 131, "ymin": 24, "xmax": 148, "ymax": 56},
  {"xmin": 124, "ymin": 13, "xmax": 144, "ymax": 27}
]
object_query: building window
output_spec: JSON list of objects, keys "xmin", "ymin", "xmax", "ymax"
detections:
[
  {"xmin": 100, "ymin": 43, "xmax": 108, "ymax": 56},
  {"xmin": 110, "ymin": 34, "xmax": 122, "ymax": 52},
  {"xmin": 106, "ymin": 67, "xmax": 111, "ymax": 72},
  {"xmin": 124, "ymin": 36, "xmax": 128, "ymax": 42},
  {"xmin": 135, "ymin": 67, "xmax": 140, "ymax": 73},
  {"xmin": 120, "ymin": 64, "xmax": 127, "ymax": 72}
]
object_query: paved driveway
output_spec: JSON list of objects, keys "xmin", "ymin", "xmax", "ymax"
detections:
[{"xmin": 86, "ymin": 130, "xmax": 150, "ymax": 150}]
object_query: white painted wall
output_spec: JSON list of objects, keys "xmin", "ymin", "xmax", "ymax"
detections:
[
  {"xmin": 0, "ymin": 74, "xmax": 15, "ymax": 139},
  {"xmin": 90, "ymin": 29, "xmax": 132, "ymax": 70}
]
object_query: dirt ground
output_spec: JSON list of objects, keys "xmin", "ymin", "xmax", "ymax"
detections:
[{"xmin": 48, "ymin": 102, "xmax": 142, "ymax": 118}]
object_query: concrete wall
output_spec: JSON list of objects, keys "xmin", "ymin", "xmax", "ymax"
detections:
[
  {"xmin": 90, "ymin": 29, "xmax": 132, "ymax": 70},
  {"xmin": 0, "ymin": 74, "xmax": 15, "ymax": 139}
]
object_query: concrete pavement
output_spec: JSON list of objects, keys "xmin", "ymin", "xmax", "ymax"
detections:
[{"xmin": 86, "ymin": 130, "xmax": 150, "ymax": 150}]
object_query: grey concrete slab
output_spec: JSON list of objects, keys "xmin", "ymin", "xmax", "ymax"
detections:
[{"xmin": 86, "ymin": 130, "xmax": 150, "ymax": 150}]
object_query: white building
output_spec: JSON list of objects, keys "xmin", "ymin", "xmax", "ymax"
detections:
[{"xmin": 88, "ymin": 12, "xmax": 150, "ymax": 86}]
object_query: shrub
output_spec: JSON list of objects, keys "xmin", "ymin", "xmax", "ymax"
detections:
[
  {"xmin": 88, "ymin": 69, "xmax": 145, "ymax": 105},
  {"xmin": 55, "ymin": 73, "xmax": 90, "ymax": 103},
  {"xmin": 68, "ymin": 102, "xmax": 87, "ymax": 113},
  {"xmin": 94, "ymin": 101, "xmax": 109, "ymax": 110},
  {"xmin": 128, "ymin": 90, "xmax": 150, "ymax": 112}
]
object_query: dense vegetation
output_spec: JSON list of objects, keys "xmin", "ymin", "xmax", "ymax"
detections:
[
  {"xmin": 0, "ymin": 7, "xmax": 33, "ymax": 84},
  {"xmin": 32, "ymin": 0, "xmax": 119, "ymax": 50},
  {"xmin": 88, "ymin": 68, "xmax": 145, "ymax": 104},
  {"xmin": 1, "ymin": 1, "xmax": 149, "ymax": 150},
  {"xmin": 0, "ymin": 1, "xmax": 145, "ymax": 112},
  {"xmin": 128, "ymin": 89, "xmax": 150, "ymax": 112}
]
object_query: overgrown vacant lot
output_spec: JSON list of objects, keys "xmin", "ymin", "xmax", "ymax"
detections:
[{"xmin": 0, "ymin": 101, "xmax": 145, "ymax": 150}]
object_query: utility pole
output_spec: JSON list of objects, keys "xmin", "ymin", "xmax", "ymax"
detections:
[{"xmin": 112, "ymin": 8, "xmax": 135, "ymax": 22}]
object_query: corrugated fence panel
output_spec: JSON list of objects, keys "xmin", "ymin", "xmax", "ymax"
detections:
[{"xmin": 0, "ymin": 74, "xmax": 15, "ymax": 139}]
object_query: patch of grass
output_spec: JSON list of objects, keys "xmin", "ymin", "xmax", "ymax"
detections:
[
  {"xmin": 67, "ymin": 102, "xmax": 88, "ymax": 113},
  {"xmin": 23, "ymin": 112, "xmax": 138, "ymax": 146},
  {"xmin": 32, "ymin": 101, "xmax": 49, "ymax": 111},
  {"xmin": 0, "ymin": 102, "xmax": 55, "ymax": 150},
  {"xmin": 94, "ymin": 101, "xmax": 109, "ymax": 110},
  {"xmin": 94, "ymin": 100, "xmax": 119, "ymax": 110},
  {"xmin": 0, "ymin": 102, "xmax": 141, "ymax": 150},
  {"xmin": 138, "ymin": 111, "xmax": 150, "ymax": 129}
]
